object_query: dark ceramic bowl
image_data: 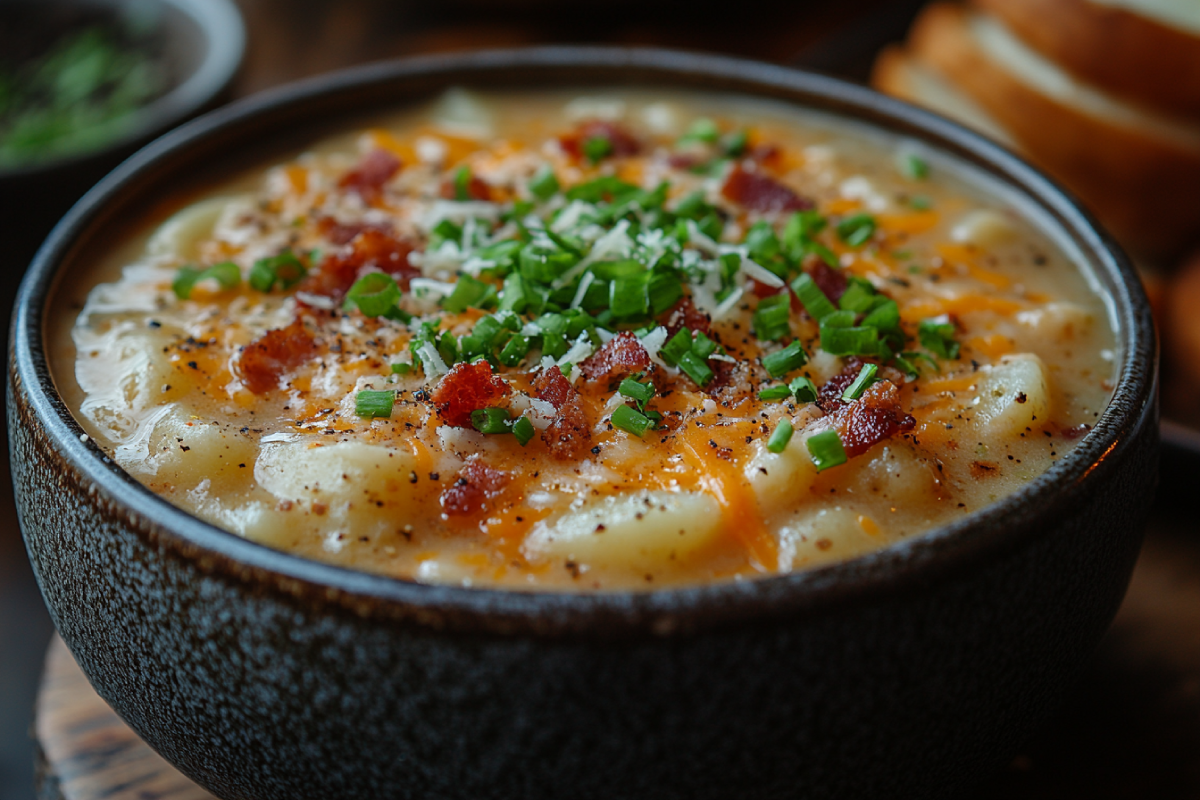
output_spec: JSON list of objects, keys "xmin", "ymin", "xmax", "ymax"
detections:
[
  {"xmin": 9, "ymin": 48, "xmax": 1157, "ymax": 800},
  {"xmin": 0, "ymin": 0, "xmax": 244, "ymax": 311}
]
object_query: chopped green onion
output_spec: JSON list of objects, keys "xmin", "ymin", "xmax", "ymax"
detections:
[
  {"xmin": 721, "ymin": 129, "xmax": 748, "ymax": 157},
  {"xmin": 437, "ymin": 331, "xmax": 459, "ymax": 365},
  {"xmin": 519, "ymin": 245, "xmax": 577, "ymax": 284},
  {"xmin": 471, "ymin": 407, "xmax": 512, "ymax": 434},
  {"xmin": 648, "ymin": 272, "xmax": 684, "ymax": 315},
  {"xmin": 790, "ymin": 376, "xmax": 818, "ymax": 403},
  {"xmin": 250, "ymin": 252, "xmax": 307, "ymax": 292},
  {"xmin": 344, "ymin": 273, "xmax": 402, "ymax": 317},
  {"xmin": 565, "ymin": 175, "xmax": 639, "ymax": 203},
  {"xmin": 529, "ymin": 164, "xmax": 560, "ymax": 200},
  {"xmin": 758, "ymin": 385, "xmax": 792, "ymax": 401},
  {"xmin": 611, "ymin": 403, "xmax": 653, "ymax": 437},
  {"xmin": 820, "ymin": 325, "xmax": 883, "ymax": 357},
  {"xmin": 836, "ymin": 213, "xmax": 877, "ymax": 247},
  {"xmin": 692, "ymin": 331, "xmax": 719, "ymax": 359},
  {"xmin": 753, "ymin": 293, "xmax": 792, "ymax": 342},
  {"xmin": 610, "ymin": 274, "xmax": 650, "ymax": 318},
  {"xmin": 909, "ymin": 195, "xmax": 932, "ymax": 211},
  {"xmin": 767, "ymin": 419, "xmax": 794, "ymax": 453},
  {"xmin": 821, "ymin": 309, "xmax": 856, "ymax": 329},
  {"xmin": 899, "ymin": 153, "xmax": 929, "ymax": 180},
  {"xmin": 453, "ymin": 166, "xmax": 472, "ymax": 201},
  {"xmin": 919, "ymin": 317, "xmax": 961, "ymax": 360},
  {"xmin": 499, "ymin": 273, "xmax": 528, "ymax": 313},
  {"xmin": 675, "ymin": 191, "xmax": 712, "ymax": 220},
  {"xmin": 660, "ymin": 328, "xmax": 693, "ymax": 366},
  {"xmin": 807, "ymin": 429, "xmax": 848, "ymax": 472},
  {"xmin": 745, "ymin": 221, "xmax": 782, "ymax": 262},
  {"xmin": 582, "ymin": 136, "xmax": 613, "ymax": 163},
  {"xmin": 841, "ymin": 363, "xmax": 879, "ymax": 401},
  {"xmin": 619, "ymin": 378, "xmax": 655, "ymax": 407},
  {"xmin": 541, "ymin": 332, "xmax": 568, "ymax": 360},
  {"xmin": 172, "ymin": 261, "xmax": 241, "ymax": 299},
  {"xmin": 862, "ymin": 298, "xmax": 900, "ymax": 331},
  {"xmin": 498, "ymin": 333, "xmax": 530, "ymax": 367},
  {"xmin": 783, "ymin": 209, "xmax": 827, "ymax": 246},
  {"xmin": 471, "ymin": 316, "xmax": 503, "ymax": 347},
  {"xmin": 171, "ymin": 267, "xmax": 202, "ymax": 299},
  {"xmin": 762, "ymin": 341, "xmax": 808, "ymax": 378},
  {"xmin": 512, "ymin": 415, "xmax": 536, "ymax": 446},
  {"xmin": 442, "ymin": 275, "xmax": 494, "ymax": 313},
  {"xmin": 679, "ymin": 118, "xmax": 719, "ymax": 144},
  {"xmin": 590, "ymin": 259, "xmax": 644, "ymax": 281},
  {"xmin": 838, "ymin": 277, "xmax": 877, "ymax": 313},
  {"xmin": 791, "ymin": 273, "xmax": 838, "ymax": 321},
  {"xmin": 429, "ymin": 219, "xmax": 462, "ymax": 248},
  {"xmin": 355, "ymin": 390, "xmax": 394, "ymax": 418},
  {"xmin": 390, "ymin": 362, "xmax": 412, "ymax": 375},
  {"xmin": 678, "ymin": 351, "xmax": 714, "ymax": 387}
]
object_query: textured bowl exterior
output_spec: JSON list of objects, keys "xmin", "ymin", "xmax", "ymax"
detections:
[{"xmin": 9, "ymin": 48, "xmax": 1158, "ymax": 800}]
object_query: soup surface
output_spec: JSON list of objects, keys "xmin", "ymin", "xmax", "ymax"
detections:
[{"xmin": 61, "ymin": 90, "xmax": 1117, "ymax": 590}]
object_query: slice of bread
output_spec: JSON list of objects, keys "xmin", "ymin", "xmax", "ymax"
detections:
[
  {"xmin": 898, "ymin": 3, "xmax": 1200, "ymax": 259},
  {"xmin": 974, "ymin": 0, "xmax": 1200, "ymax": 120},
  {"xmin": 871, "ymin": 47, "xmax": 1017, "ymax": 147}
]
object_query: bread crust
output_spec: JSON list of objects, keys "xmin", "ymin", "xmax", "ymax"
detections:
[
  {"xmin": 1164, "ymin": 250, "xmax": 1200, "ymax": 392},
  {"xmin": 871, "ymin": 46, "xmax": 913, "ymax": 99},
  {"xmin": 907, "ymin": 3, "xmax": 1200, "ymax": 259},
  {"xmin": 975, "ymin": 0, "xmax": 1200, "ymax": 121}
]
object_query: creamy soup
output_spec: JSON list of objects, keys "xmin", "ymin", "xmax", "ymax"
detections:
[{"xmin": 59, "ymin": 90, "xmax": 1116, "ymax": 591}]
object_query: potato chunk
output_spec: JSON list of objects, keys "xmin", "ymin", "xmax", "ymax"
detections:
[
  {"xmin": 778, "ymin": 506, "xmax": 883, "ymax": 570},
  {"xmin": 146, "ymin": 197, "xmax": 232, "ymax": 260},
  {"xmin": 973, "ymin": 353, "xmax": 1052, "ymax": 437},
  {"xmin": 523, "ymin": 490, "xmax": 723, "ymax": 571},
  {"xmin": 744, "ymin": 434, "xmax": 819, "ymax": 516}
]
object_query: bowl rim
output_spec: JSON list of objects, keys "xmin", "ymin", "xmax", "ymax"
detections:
[
  {"xmin": 0, "ymin": 0, "xmax": 245, "ymax": 178},
  {"xmin": 11, "ymin": 46, "xmax": 1158, "ymax": 637}
]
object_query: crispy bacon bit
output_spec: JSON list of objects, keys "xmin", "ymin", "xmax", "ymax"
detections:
[
  {"xmin": 238, "ymin": 319, "xmax": 317, "ymax": 394},
  {"xmin": 338, "ymin": 149, "xmax": 401, "ymax": 203},
  {"xmin": 828, "ymin": 380, "xmax": 916, "ymax": 458},
  {"xmin": 301, "ymin": 228, "xmax": 418, "ymax": 300},
  {"xmin": 816, "ymin": 360, "xmax": 871, "ymax": 414},
  {"xmin": 721, "ymin": 164, "xmax": 812, "ymax": 214},
  {"xmin": 431, "ymin": 361, "xmax": 512, "ymax": 428},
  {"xmin": 316, "ymin": 217, "xmax": 389, "ymax": 246},
  {"xmin": 532, "ymin": 367, "xmax": 592, "ymax": 459},
  {"xmin": 532, "ymin": 366, "xmax": 576, "ymax": 410},
  {"xmin": 704, "ymin": 357, "xmax": 740, "ymax": 397},
  {"xmin": 748, "ymin": 143, "xmax": 783, "ymax": 170},
  {"xmin": 559, "ymin": 120, "xmax": 641, "ymax": 161},
  {"xmin": 543, "ymin": 400, "xmax": 591, "ymax": 460},
  {"xmin": 808, "ymin": 260, "xmax": 847, "ymax": 303},
  {"xmin": 580, "ymin": 331, "xmax": 651, "ymax": 382},
  {"xmin": 667, "ymin": 153, "xmax": 702, "ymax": 170},
  {"xmin": 441, "ymin": 460, "xmax": 511, "ymax": 517},
  {"xmin": 661, "ymin": 296, "xmax": 711, "ymax": 337},
  {"xmin": 440, "ymin": 173, "xmax": 493, "ymax": 202}
]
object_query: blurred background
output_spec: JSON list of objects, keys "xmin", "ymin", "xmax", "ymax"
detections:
[{"xmin": 2, "ymin": 0, "xmax": 1199, "ymax": 798}]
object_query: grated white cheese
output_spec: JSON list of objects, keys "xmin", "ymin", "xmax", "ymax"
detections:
[
  {"xmin": 740, "ymin": 257, "xmax": 784, "ymax": 288},
  {"xmin": 557, "ymin": 332, "xmax": 596, "ymax": 368},
  {"xmin": 712, "ymin": 286, "xmax": 745, "ymax": 321},
  {"xmin": 417, "ymin": 341, "xmax": 449, "ymax": 378}
]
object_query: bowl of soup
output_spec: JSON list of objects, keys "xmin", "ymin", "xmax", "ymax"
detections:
[{"xmin": 9, "ymin": 47, "xmax": 1157, "ymax": 800}]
